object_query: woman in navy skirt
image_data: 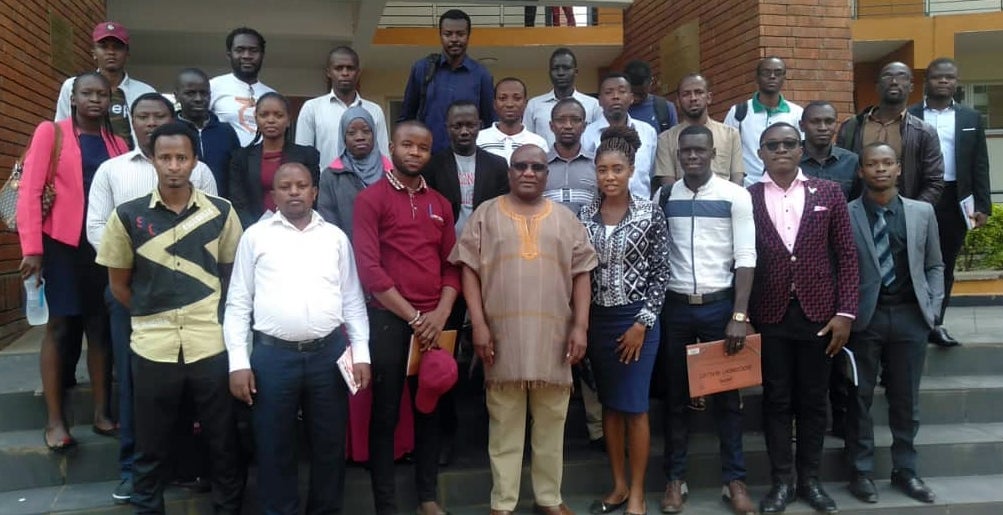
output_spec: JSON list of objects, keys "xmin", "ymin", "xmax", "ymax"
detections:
[
  {"xmin": 579, "ymin": 125, "xmax": 669, "ymax": 515},
  {"xmin": 17, "ymin": 72, "xmax": 128, "ymax": 451}
]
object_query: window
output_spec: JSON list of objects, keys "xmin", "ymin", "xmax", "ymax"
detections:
[{"xmin": 960, "ymin": 82, "xmax": 1003, "ymax": 130}]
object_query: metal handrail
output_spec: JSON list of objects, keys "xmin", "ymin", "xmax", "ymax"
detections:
[
  {"xmin": 853, "ymin": 0, "xmax": 1003, "ymax": 17},
  {"xmin": 379, "ymin": 3, "xmax": 592, "ymax": 28}
]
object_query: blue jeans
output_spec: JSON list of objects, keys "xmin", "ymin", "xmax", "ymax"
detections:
[
  {"xmin": 660, "ymin": 297, "xmax": 746, "ymax": 484},
  {"xmin": 105, "ymin": 286, "xmax": 133, "ymax": 479},
  {"xmin": 251, "ymin": 330, "xmax": 349, "ymax": 515}
]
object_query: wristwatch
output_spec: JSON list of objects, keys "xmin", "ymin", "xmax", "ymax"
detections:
[{"xmin": 732, "ymin": 312, "xmax": 748, "ymax": 323}]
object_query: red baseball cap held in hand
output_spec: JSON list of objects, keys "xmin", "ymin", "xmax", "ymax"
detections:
[
  {"xmin": 415, "ymin": 349, "xmax": 458, "ymax": 414},
  {"xmin": 92, "ymin": 21, "xmax": 129, "ymax": 45}
]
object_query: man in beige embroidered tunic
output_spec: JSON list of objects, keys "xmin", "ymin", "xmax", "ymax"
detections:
[{"xmin": 451, "ymin": 144, "xmax": 597, "ymax": 515}]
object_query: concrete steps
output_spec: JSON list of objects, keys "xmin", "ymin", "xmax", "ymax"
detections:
[
  {"xmin": 0, "ymin": 306, "xmax": 1000, "ymax": 513},
  {"xmin": 4, "ymin": 475, "xmax": 1003, "ymax": 514}
]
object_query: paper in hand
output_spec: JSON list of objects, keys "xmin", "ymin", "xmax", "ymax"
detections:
[{"xmin": 337, "ymin": 347, "xmax": 360, "ymax": 395}]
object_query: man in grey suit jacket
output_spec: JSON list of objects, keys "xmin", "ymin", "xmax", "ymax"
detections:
[
  {"xmin": 908, "ymin": 57, "xmax": 992, "ymax": 347},
  {"xmin": 845, "ymin": 142, "xmax": 944, "ymax": 506}
]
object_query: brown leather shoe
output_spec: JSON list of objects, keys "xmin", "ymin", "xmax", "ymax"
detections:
[
  {"xmin": 489, "ymin": 511, "xmax": 513, "ymax": 515},
  {"xmin": 723, "ymin": 480, "xmax": 756, "ymax": 515},
  {"xmin": 660, "ymin": 480, "xmax": 687, "ymax": 513},
  {"xmin": 533, "ymin": 503, "xmax": 575, "ymax": 515}
]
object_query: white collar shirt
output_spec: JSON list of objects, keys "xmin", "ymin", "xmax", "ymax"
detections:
[
  {"xmin": 86, "ymin": 148, "xmax": 219, "ymax": 250},
  {"xmin": 476, "ymin": 123, "xmax": 549, "ymax": 163},
  {"xmin": 581, "ymin": 115, "xmax": 658, "ymax": 199},
  {"xmin": 524, "ymin": 89, "xmax": 604, "ymax": 148},
  {"xmin": 923, "ymin": 100, "xmax": 957, "ymax": 182},
  {"xmin": 223, "ymin": 210, "xmax": 370, "ymax": 371},
  {"xmin": 294, "ymin": 90, "xmax": 390, "ymax": 169}
]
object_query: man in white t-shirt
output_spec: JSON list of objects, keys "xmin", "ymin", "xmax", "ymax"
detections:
[
  {"xmin": 210, "ymin": 27, "xmax": 276, "ymax": 146},
  {"xmin": 476, "ymin": 77, "xmax": 548, "ymax": 163},
  {"xmin": 723, "ymin": 56, "xmax": 804, "ymax": 187},
  {"xmin": 524, "ymin": 48, "xmax": 603, "ymax": 148},
  {"xmin": 296, "ymin": 46, "xmax": 390, "ymax": 167}
]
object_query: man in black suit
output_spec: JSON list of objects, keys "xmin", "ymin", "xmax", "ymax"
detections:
[
  {"xmin": 908, "ymin": 58, "xmax": 992, "ymax": 347},
  {"xmin": 420, "ymin": 100, "xmax": 508, "ymax": 465},
  {"xmin": 422, "ymin": 100, "xmax": 509, "ymax": 233}
]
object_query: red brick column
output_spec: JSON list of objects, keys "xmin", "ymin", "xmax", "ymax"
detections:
[
  {"xmin": 611, "ymin": 0, "xmax": 854, "ymax": 119},
  {"xmin": 0, "ymin": 1, "xmax": 105, "ymax": 343}
]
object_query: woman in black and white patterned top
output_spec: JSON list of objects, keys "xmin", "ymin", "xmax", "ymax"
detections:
[{"xmin": 578, "ymin": 125, "xmax": 669, "ymax": 515}]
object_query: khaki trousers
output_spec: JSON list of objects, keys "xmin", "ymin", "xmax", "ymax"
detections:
[{"xmin": 486, "ymin": 386, "xmax": 570, "ymax": 511}]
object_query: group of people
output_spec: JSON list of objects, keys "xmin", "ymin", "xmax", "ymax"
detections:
[{"xmin": 13, "ymin": 7, "xmax": 992, "ymax": 515}]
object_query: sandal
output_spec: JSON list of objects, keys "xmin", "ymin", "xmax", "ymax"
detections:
[
  {"xmin": 43, "ymin": 429, "xmax": 77, "ymax": 453},
  {"xmin": 92, "ymin": 423, "xmax": 120, "ymax": 438}
]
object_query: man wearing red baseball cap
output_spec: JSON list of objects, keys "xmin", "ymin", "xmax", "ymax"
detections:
[{"xmin": 55, "ymin": 21, "xmax": 156, "ymax": 148}]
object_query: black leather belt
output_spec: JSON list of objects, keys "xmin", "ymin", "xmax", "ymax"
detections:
[
  {"xmin": 256, "ymin": 331, "xmax": 332, "ymax": 352},
  {"xmin": 666, "ymin": 288, "xmax": 733, "ymax": 306}
]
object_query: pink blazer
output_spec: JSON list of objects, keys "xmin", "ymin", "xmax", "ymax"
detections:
[{"xmin": 16, "ymin": 119, "xmax": 127, "ymax": 255}]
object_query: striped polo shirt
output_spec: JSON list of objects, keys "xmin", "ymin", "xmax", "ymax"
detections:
[{"xmin": 661, "ymin": 174, "xmax": 757, "ymax": 295}]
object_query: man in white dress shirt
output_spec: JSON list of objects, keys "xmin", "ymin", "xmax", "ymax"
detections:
[
  {"xmin": 524, "ymin": 48, "xmax": 603, "ymax": 148},
  {"xmin": 295, "ymin": 46, "xmax": 390, "ymax": 168},
  {"xmin": 477, "ymin": 77, "xmax": 548, "ymax": 163},
  {"xmin": 85, "ymin": 92, "xmax": 218, "ymax": 506},
  {"xmin": 582, "ymin": 73, "xmax": 658, "ymax": 199},
  {"xmin": 210, "ymin": 27, "xmax": 276, "ymax": 146},
  {"xmin": 224, "ymin": 162, "xmax": 371, "ymax": 514}
]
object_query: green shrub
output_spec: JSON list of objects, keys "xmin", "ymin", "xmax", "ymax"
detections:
[{"xmin": 959, "ymin": 203, "xmax": 1003, "ymax": 271}]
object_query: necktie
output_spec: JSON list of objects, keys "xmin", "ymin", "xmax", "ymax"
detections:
[{"xmin": 873, "ymin": 207, "xmax": 895, "ymax": 287}]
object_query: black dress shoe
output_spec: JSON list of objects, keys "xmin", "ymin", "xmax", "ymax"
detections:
[
  {"xmin": 891, "ymin": 470, "xmax": 936, "ymax": 503},
  {"xmin": 759, "ymin": 481, "xmax": 796, "ymax": 513},
  {"xmin": 798, "ymin": 479, "xmax": 838, "ymax": 513},
  {"xmin": 848, "ymin": 474, "xmax": 878, "ymax": 503},
  {"xmin": 929, "ymin": 326, "xmax": 960, "ymax": 347}
]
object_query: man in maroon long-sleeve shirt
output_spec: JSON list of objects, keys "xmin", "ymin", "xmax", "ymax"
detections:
[{"xmin": 353, "ymin": 121, "xmax": 460, "ymax": 515}]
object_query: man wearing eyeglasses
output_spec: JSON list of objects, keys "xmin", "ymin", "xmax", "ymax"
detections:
[
  {"xmin": 836, "ymin": 61, "xmax": 944, "ymax": 205},
  {"xmin": 450, "ymin": 144, "xmax": 596, "ymax": 515},
  {"xmin": 725, "ymin": 57, "xmax": 804, "ymax": 187},
  {"xmin": 748, "ymin": 122, "xmax": 859, "ymax": 515}
]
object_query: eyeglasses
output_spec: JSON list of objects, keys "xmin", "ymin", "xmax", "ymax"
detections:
[
  {"xmin": 760, "ymin": 139, "xmax": 800, "ymax": 152},
  {"xmin": 879, "ymin": 71, "xmax": 912, "ymax": 83},
  {"xmin": 758, "ymin": 69, "xmax": 786, "ymax": 78},
  {"xmin": 511, "ymin": 162, "xmax": 548, "ymax": 174}
]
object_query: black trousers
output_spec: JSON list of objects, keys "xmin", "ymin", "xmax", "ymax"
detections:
[
  {"xmin": 368, "ymin": 308, "xmax": 445, "ymax": 514},
  {"xmin": 759, "ymin": 301, "xmax": 834, "ymax": 483},
  {"xmin": 846, "ymin": 302, "xmax": 928, "ymax": 475},
  {"xmin": 935, "ymin": 182, "xmax": 966, "ymax": 324},
  {"xmin": 131, "ymin": 352, "xmax": 243, "ymax": 514}
]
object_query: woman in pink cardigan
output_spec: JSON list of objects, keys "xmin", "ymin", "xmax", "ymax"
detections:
[{"xmin": 17, "ymin": 72, "xmax": 128, "ymax": 451}]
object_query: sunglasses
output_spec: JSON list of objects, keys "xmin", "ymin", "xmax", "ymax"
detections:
[
  {"xmin": 511, "ymin": 162, "xmax": 548, "ymax": 173},
  {"xmin": 760, "ymin": 139, "xmax": 800, "ymax": 152}
]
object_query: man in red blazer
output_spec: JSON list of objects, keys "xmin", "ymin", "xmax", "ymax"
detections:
[{"xmin": 748, "ymin": 122, "xmax": 859, "ymax": 514}]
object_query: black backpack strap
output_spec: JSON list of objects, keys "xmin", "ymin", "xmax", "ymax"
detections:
[
  {"xmin": 416, "ymin": 53, "xmax": 440, "ymax": 121},
  {"xmin": 653, "ymin": 96, "xmax": 672, "ymax": 133},
  {"xmin": 658, "ymin": 184, "xmax": 673, "ymax": 210},
  {"xmin": 734, "ymin": 100, "xmax": 748, "ymax": 123}
]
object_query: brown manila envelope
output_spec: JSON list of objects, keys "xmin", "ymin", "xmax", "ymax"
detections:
[
  {"xmin": 685, "ymin": 334, "xmax": 762, "ymax": 397},
  {"xmin": 406, "ymin": 330, "xmax": 458, "ymax": 376}
]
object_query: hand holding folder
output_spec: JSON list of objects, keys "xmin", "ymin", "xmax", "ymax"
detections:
[
  {"xmin": 685, "ymin": 334, "xmax": 763, "ymax": 397},
  {"xmin": 407, "ymin": 330, "xmax": 457, "ymax": 376}
]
